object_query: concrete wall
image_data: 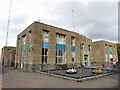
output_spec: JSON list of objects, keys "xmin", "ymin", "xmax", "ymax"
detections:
[
  {"xmin": 9, "ymin": 49, "xmax": 16, "ymax": 67},
  {"xmin": 1, "ymin": 46, "xmax": 16, "ymax": 66}
]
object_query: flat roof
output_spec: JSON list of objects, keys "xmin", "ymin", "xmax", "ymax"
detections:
[{"xmin": 18, "ymin": 21, "xmax": 91, "ymax": 40}]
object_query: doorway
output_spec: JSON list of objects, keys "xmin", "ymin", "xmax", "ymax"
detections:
[{"xmin": 84, "ymin": 55, "xmax": 88, "ymax": 66}]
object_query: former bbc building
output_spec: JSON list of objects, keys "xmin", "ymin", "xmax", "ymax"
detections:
[{"xmin": 15, "ymin": 21, "xmax": 92, "ymax": 71}]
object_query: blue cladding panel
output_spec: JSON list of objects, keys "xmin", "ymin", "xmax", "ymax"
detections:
[
  {"xmin": 22, "ymin": 45, "xmax": 25, "ymax": 51},
  {"xmin": 72, "ymin": 46, "xmax": 75, "ymax": 51},
  {"xmin": 42, "ymin": 42, "xmax": 48, "ymax": 48},
  {"xmin": 110, "ymin": 52, "xmax": 112, "ymax": 54},
  {"xmin": 106, "ymin": 51, "xmax": 107, "ymax": 54},
  {"xmin": 56, "ymin": 44, "xmax": 66, "ymax": 50},
  {"xmin": 29, "ymin": 43, "xmax": 31, "ymax": 48},
  {"xmin": 85, "ymin": 62, "xmax": 88, "ymax": 66}
]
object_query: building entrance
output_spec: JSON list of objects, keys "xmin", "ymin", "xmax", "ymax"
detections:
[{"xmin": 84, "ymin": 55, "xmax": 88, "ymax": 66}]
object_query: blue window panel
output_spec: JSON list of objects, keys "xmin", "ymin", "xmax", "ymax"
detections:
[
  {"xmin": 56, "ymin": 44, "xmax": 66, "ymax": 50},
  {"xmin": 29, "ymin": 43, "xmax": 31, "ymax": 48},
  {"xmin": 85, "ymin": 62, "xmax": 88, "ymax": 66},
  {"xmin": 106, "ymin": 51, "xmax": 107, "ymax": 54},
  {"xmin": 22, "ymin": 45, "xmax": 25, "ymax": 51},
  {"xmin": 42, "ymin": 42, "xmax": 48, "ymax": 48},
  {"xmin": 72, "ymin": 46, "xmax": 75, "ymax": 51},
  {"xmin": 110, "ymin": 52, "xmax": 112, "ymax": 54}
]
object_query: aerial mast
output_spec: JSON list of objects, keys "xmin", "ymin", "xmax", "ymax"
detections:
[
  {"xmin": 72, "ymin": 9, "xmax": 74, "ymax": 32},
  {"xmin": 6, "ymin": 0, "xmax": 12, "ymax": 46}
]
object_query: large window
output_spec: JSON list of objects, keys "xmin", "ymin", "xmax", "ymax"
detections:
[
  {"xmin": 71, "ymin": 37, "xmax": 75, "ymax": 63},
  {"xmin": 42, "ymin": 30, "xmax": 49, "ymax": 64},
  {"xmin": 43, "ymin": 30, "xmax": 49, "ymax": 42},
  {"xmin": 88, "ymin": 45, "xmax": 91, "ymax": 51},
  {"xmin": 80, "ymin": 43, "xmax": 84, "ymax": 50},
  {"xmin": 114, "ymin": 46, "xmax": 116, "ymax": 58},
  {"xmin": 56, "ymin": 50, "xmax": 66, "ymax": 64},
  {"xmin": 21, "ymin": 35, "xmax": 26, "ymax": 69},
  {"xmin": 105, "ymin": 44, "xmax": 108, "ymax": 62},
  {"xmin": 56, "ymin": 33, "xmax": 65, "ymax": 44},
  {"xmin": 72, "ymin": 51, "xmax": 75, "ymax": 63},
  {"xmin": 71, "ymin": 37, "xmax": 75, "ymax": 46},
  {"xmin": 56, "ymin": 33, "xmax": 66, "ymax": 64},
  {"xmin": 23, "ymin": 35, "xmax": 26, "ymax": 45},
  {"xmin": 28, "ymin": 31, "xmax": 31, "ymax": 55},
  {"xmin": 42, "ymin": 48, "xmax": 48, "ymax": 64},
  {"xmin": 29, "ymin": 31, "xmax": 31, "ymax": 42},
  {"xmin": 109, "ymin": 45, "xmax": 113, "ymax": 59},
  {"xmin": 109, "ymin": 45, "xmax": 112, "ymax": 52}
]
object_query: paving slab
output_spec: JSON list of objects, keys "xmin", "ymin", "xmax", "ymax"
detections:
[{"xmin": 2, "ymin": 66, "xmax": 119, "ymax": 88}]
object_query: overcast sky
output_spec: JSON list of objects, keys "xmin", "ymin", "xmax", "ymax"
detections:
[{"xmin": 0, "ymin": 0, "xmax": 119, "ymax": 58}]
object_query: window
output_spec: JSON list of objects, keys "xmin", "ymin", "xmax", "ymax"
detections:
[
  {"xmin": 72, "ymin": 51, "xmax": 75, "ymax": 63},
  {"xmin": 105, "ymin": 44, "xmax": 108, "ymax": 62},
  {"xmin": 56, "ymin": 33, "xmax": 66, "ymax": 64},
  {"xmin": 105, "ymin": 44, "xmax": 107, "ymax": 48},
  {"xmin": 22, "ymin": 34, "xmax": 26, "ymax": 45},
  {"xmin": 56, "ymin": 49, "xmax": 66, "ymax": 64},
  {"xmin": 56, "ymin": 33, "xmax": 65, "ymax": 44},
  {"xmin": 109, "ymin": 45, "xmax": 112, "ymax": 52},
  {"xmin": 71, "ymin": 37, "xmax": 75, "ymax": 62},
  {"xmin": 109, "ymin": 45, "xmax": 113, "ymax": 59},
  {"xmin": 80, "ymin": 43, "xmax": 84, "ymax": 50},
  {"xmin": 42, "ymin": 30, "xmax": 49, "ymax": 64},
  {"xmin": 88, "ymin": 45, "xmax": 91, "ymax": 51},
  {"xmin": 28, "ymin": 31, "xmax": 31, "ymax": 55},
  {"xmin": 71, "ymin": 37, "xmax": 75, "ymax": 46},
  {"xmin": 43, "ymin": 30, "xmax": 49, "ymax": 42},
  {"xmin": 114, "ymin": 46, "xmax": 116, "ymax": 55},
  {"xmin": 29, "ymin": 31, "xmax": 31, "ymax": 43},
  {"xmin": 42, "ymin": 48, "xmax": 48, "ymax": 64},
  {"xmin": 114, "ymin": 46, "xmax": 116, "ymax": 58},
  {"xmin": 105, "ymin": 44, "xmax": 107, "ymax": 53},
  {"xmin": 8, "ymin": 49, "xmax": 11, "ymax": 52}
]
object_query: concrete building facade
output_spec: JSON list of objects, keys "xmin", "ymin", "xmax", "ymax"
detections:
[
  {"xmin": 91, "ymin": 40, "xmax": 118, "ymax": 66},
  {"xmin": 15, "ymin": 21, "xmax": 92, "ymax": 71},
  {"xmin": 1, "ymin": 46, "xmax": 16, "ymax": 67}
]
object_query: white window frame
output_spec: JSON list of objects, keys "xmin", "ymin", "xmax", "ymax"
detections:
[
  {"xmin": 56, "ymin": 33, "xmax": 65, "ymax": 45},
  {"xmin": 71, "ymin": 37, "xmax": 75, "ymax": 46},
  {"xmin": 80, "ymin": 43, "xmax": 84, "ymax": 50},
  {"xmin": 42, "ymin": 48, "xmax": 48, "ymax": 64},
  {"xmin": 42, "ymin": 30, "xmax": 49, "ymax": 42},
  {"xmin": 56, "ymin": 49, "xmax": 66, "ymax": 64},
  {"xmin": 72, "ymin": 51, "xmax": 75, "ymax": 63}
]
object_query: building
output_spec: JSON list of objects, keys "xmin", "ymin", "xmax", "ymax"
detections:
[
  {"xmin": 15, "ymin": 21, "xmax": 92, "ymax": 71},
  {"xmin": 9, "ymin": 48, "xmax": 16, "ymax": 67},
  {"xmin": 116, "ymin": 43, "xmax": 120, "ymax": 62},
  {"xmin": 92, "ymin": 40, "xmax": 118, "ymax": 66},
  {"xmin": 1, "ymin": 46, "xmax": 16, "ymax": 67}
]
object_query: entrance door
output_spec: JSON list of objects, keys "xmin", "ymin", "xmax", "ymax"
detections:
[{"xmin": 84, "ymin": 55, "xmax": 88, "ymax": 66}]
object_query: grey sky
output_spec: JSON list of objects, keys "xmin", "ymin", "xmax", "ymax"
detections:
[{"xmin": 0, "ymin": 0, "xmax": 118, "ymax": 58}]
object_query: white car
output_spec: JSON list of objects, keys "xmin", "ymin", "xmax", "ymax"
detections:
[{"xmin": 66, "ymin": 68, "xmax": 77, "ymax": 74}]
